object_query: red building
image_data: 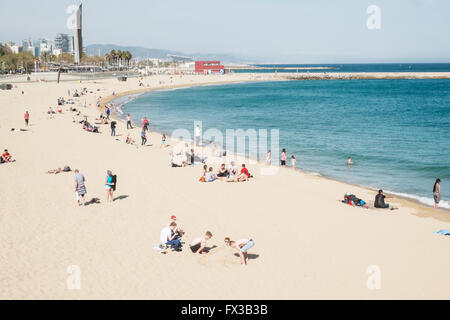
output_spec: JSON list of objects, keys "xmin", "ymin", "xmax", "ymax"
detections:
[{"xmin": 195, "ymin": 61, "xmax": 225, "ymax": 74}]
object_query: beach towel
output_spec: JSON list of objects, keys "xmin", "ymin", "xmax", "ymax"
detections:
[{"xmin": 435, "ymin": 229, "xmax": 450, "ymax": 236}]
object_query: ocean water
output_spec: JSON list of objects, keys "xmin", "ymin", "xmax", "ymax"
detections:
[
  {"xmin": 236, "ymin": 63, "xmax": 450, "ymax": 73},
  {"xmin": 121, "ymin": 79, "xmax": 450, "ymax": 208}
]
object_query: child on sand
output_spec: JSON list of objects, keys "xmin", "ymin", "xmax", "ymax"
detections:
[
  {"xmin": 161, "ymin": 134, "xmax": 167, "ymax": 148},
  {"xmin": 190, "ymin": 231, "xmax": 213, "ymax": 254},
  {"xmin": 224, "ymin": 237, "xmax": 255, "ymax": 266}
]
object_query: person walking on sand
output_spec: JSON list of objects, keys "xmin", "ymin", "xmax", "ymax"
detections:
[
  {"xmin": 280, "ymin": 149, "xmax": 287, "ymax": 166},
  {"xmin": 126, "ymin": 113, "xmax": 133, "ymax": 129},
  {"xmin": 161, "ymin": 134, "xmax": 167, "ymax": 148},
  {"xmin": 190, "ymin": 231, "xmax": 213, "ymax": 254},
  {"xmin": 105, "ymin": 170, "xmax": 115, "ymax": 203},
  {"xmin": 74, "ymin": 169, "xmax": 87, "ymax": 206},
  {"xmin": 106, "ymin": 106, "xmax": 111, "ymax": 120},
  {"xmin": 141, "ymin": 128, "xmax": 147, "ymax": 146},
  {"xmin": 433, "ymin": 178, "xmax": 441, "ymax": 208},
  {"xmin": 24, "ymin": 111, "xmax": 29, "ymax": 126},
  {"xmin": 224, "ymin": 237, "xmax": 255, "ymax": 266},
  {"xmin": 110, "ymin": 120, "xmax": 116, "ymax": 136}
]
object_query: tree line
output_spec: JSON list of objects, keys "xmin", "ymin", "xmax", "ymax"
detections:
[{"xmin": 0, "ymin": 43, "xmax": 133, "ymax": 73}]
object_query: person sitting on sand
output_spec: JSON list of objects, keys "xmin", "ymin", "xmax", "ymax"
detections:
[
  {"xmin": 374, "ymin": 189, "xmax": 391, "ymax": 209},
  {"xmin": 190, "ymin": 231, "xmax": 213, "ymax": 255},
  {"xmin": 1, "ymin": 149, "xmax": 13, "ymax": 163},
  {"xmin": 47, "ymin": 107, "xmax": 55, "ymax": 115},
  {"xmin": 160, "ymin": 222, "xmax": 182, "ymax": 250},
  {"xmin": 205, "ymin": 167, "xmax": 217, "ymax": 182},
  {"xmin": 237, "ymin": 164, "xmax": 250, "ymax": 182},
  {"xmin": 168, "ymin": 215, "xmax": 184, "ymax": 237},
  {"xmin": 227, "ymin": 161, "xmax": 237, "ymax": 179},
  {"xmin": 217, "ymin": 163, "xmax": 229, "ymax": 180},
  {"xmin": 125, "ymin": 134, "xmax": 136, "ymax": 145},
  {"xmin": 224, "ymin": 237, "xmax": 255, "ymax": 266}
]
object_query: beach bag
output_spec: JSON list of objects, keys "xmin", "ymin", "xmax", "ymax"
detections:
[
  {"xmin": 112, "ymin": 175, "xmax": 117, "ymax": 191},
  {"xmin": 199, "ymin": 176, "xmax": 206, "ymax": 182}
]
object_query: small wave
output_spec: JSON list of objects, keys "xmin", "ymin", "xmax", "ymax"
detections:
[{"xmin": 385, "ymin": 190, "xmax": 450, "ymax": 209}]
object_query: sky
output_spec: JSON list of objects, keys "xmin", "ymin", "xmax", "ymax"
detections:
[{"xmin": 1, "ymin": 0, "xmax": 450, "ymax": 63}]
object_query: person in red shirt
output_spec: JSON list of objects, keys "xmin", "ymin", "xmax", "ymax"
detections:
[
  {"xmin": 238, "ymin": 164, "xmax": 249, "ymax": 182},
  {"xmin": 24, "ymin": 111, "xmax": 29, "ymax": 126},
  {"xmin": 1, "ymin": 149, "xmax": 12, "ymax": 163}
]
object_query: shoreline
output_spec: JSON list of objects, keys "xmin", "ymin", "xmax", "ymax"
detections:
[{"xmin": 107, "ymin": 82, "xmax": 450, "ymax": 217}]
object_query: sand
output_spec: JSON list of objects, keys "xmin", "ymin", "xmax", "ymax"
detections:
[{"xmin": 0, "ymin": 73, "xmax": 449, "ymax": 299}]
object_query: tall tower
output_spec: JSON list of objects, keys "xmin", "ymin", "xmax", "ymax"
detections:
[{"xmin": 73, "ymin": 4, "xmax": 83, "ymax": 64}]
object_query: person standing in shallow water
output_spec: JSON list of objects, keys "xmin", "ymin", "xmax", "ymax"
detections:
[{"xmin": 433, "ymin": 178, "xmax": 441, "ymax": 208}]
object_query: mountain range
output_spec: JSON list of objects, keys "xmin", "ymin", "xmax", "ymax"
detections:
[{"xmin": 86, "ymin": 44, "xmax": 255, "ymax": 64}]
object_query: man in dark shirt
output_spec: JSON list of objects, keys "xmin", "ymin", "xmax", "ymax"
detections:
[{"xmin": 374, "ymin": 189, "xmax": 390, "ymax": 208}]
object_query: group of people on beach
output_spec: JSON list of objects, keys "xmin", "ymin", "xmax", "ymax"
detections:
[
  {"xmin": 159, "ymin": 215, "xmax": 255, "ymax": 265},
  {"xmin": 200, "ymin": 162, "xmax": 251, "ymax": 182}
]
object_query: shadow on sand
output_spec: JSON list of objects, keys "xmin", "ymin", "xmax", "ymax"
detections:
[
  {"xmin": 85, "ymin": 197, "xmax": 101, "ymax": 206},
  {"xmin": 113, "ymin": 195, "xmax": 129, "ymax": 201},
  {"xmin": 234, "ymin": 253, "xmax": 259, "ymax": 260}
]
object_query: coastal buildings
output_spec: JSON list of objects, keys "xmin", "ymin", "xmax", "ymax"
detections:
[
  {"xmin": 54, "ymin": 33, "xmax": 73, "ymax": 54},
  {"xmin": 195, "ymin": 61, "xmax": 225, "ymax": 74}
]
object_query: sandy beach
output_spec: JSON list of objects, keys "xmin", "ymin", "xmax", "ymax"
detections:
[{"xmin": 0, "ymin": 73, "xmax": 449, "ymax": 300}]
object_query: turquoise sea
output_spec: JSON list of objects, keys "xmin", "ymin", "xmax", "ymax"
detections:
[{"xmin": 119, "ymin": 78, "xmax": 450, "ymax": 209}]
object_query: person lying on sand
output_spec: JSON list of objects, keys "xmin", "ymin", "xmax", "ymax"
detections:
[
  {"xmin": 190, "ymin": 231, "xmax": 213, "ymax": 255},
  {"xmin": 46, "ymin": 168, "xmax": 62, "ymax": 174},
  {"xmin": 224, "ymin": 237, "xmax": 255, "ymax": 266}
]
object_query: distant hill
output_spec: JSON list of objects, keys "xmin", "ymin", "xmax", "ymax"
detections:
[{"xmin": 85, "ymin": 44, "xmax": 255, "ymax": 64}]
